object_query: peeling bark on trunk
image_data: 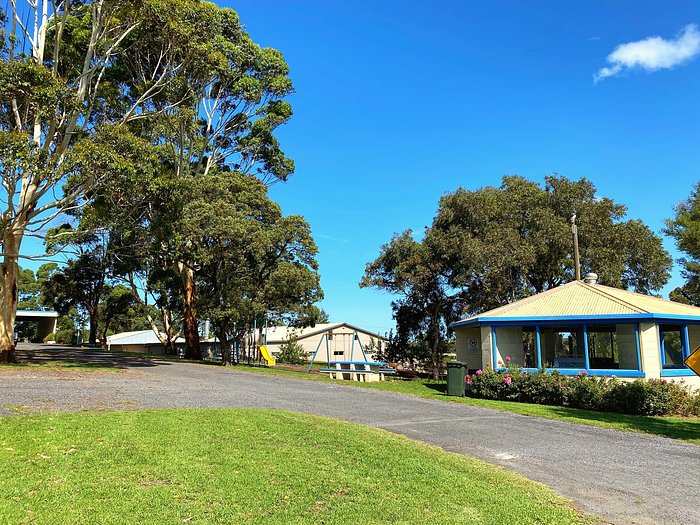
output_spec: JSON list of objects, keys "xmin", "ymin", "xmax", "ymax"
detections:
[
  {"xmin": 0, "ymin": 229, "xmax": 21, "ymax": 363},
  {"xmin": 179, "ymin": 262, "xmax": 201, "ymax": 360}
]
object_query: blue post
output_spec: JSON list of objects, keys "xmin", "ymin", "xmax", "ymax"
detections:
[
  {"xmin": 535, "ymin": 325, "xmax": 542, "ymax": 369},
  {"xmin": 491, "ymin": 327, "xmax": 498, "ymax": 369},
  {"xmin": 583, "ymin": 325, "xmax": 590, "ymax": 371},
  {"xmin": 634, "ymin": 323, "xmax": 642, "ymax": 371}
]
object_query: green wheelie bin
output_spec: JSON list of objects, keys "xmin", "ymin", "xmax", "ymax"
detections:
[{"xmin": 446, "ymin": 361, "xmax": 466, "ymax": 396}]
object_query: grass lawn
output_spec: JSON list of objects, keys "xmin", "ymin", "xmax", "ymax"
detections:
[
  {"xmin": 0, "ymin": 409, "xmax": 594, "ymax": 524},
  {"xmin": 0, "ymin": 360, "xmax": 118, "ymax": 372},
  {"xmin": 232, "ymin": 365, "xmax": 700, "ymax": 445}
]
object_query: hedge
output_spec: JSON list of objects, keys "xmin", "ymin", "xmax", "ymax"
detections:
[{"xmin": 467, "ymin": 362, "xmax": 700, "ymax": 417}]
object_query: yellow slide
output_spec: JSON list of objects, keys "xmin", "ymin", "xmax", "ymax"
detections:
[{"xmin": 259, "ymin": 345, "xmax": 276, "ymax": 367}]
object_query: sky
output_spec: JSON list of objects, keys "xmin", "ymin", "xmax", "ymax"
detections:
[
  {"xmin": 216, "ymin": 0, "xmax": 700, "ymax": 335},
  {"xmin": 20, "ymin": 1, "xmax": 700, "ymax": 335}
]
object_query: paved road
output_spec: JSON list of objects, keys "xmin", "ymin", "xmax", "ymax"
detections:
[{"xmin": 3, "ymin": 345, "xmax": 700, "ymax": 525}]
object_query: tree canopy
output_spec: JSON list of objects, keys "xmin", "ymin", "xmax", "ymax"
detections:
[{"xmin": 362, "ymin": 175, "xmax": 672, "ymax": 374}]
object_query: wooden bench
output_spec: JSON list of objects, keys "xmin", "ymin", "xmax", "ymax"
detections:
[{"xmin": 322, "ymin": 361, "xmax": 390, "ymax": 382}]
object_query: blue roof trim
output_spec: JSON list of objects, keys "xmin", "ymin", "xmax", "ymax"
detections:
[{"xmin": 452, "ymin": 313, "xmax": 700, "ymax": 328}]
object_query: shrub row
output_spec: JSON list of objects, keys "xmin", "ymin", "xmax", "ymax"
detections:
[{"xmin": 467, "ymin": 365, "xmax": 700, "ymax": 417}]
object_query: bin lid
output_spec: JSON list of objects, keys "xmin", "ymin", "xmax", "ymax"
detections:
[{"xmin": 447, "ymin": 360, "xmax": 465, "ymax": 367}]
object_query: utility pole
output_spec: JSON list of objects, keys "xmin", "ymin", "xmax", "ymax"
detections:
[{"xmin": 571, "ymin": 213, "xmax": 581, "ymax": 280}]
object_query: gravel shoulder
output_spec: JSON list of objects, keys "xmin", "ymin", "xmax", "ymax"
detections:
[{"xmin": 3, "ymin": 344, "xmax": 699, "ymax": 525}]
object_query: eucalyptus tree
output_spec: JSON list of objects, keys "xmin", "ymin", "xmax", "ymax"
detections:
[
  {"xmin": 433, "ymin": 175, "xmax": 672, "ymax": 315},
  {"xmin": 361, "ymin": 230, "xmax": 461, "ymax": 379},
  {"xmin": 140, "ymin": 5, "xmax": 296, "ymax": 359},
  {"xmin": 0, "ymin": 0, "xmax": 223, "ymax": 362},
  {"xmin": 184, "ymin": 171, "xmax": 322, "ymax": 365},
  {"xmin": 363, "ymin": 175, "xmax": 672, "ymax": 372}
]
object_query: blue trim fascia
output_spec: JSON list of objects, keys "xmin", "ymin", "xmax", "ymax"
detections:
[
  {"xmin": 660, "ymin": 368, "xmax": 695, "ymax": 377},
  {"xmin": 496, "ymin": 367, "xmax": 645, "ymax": 378},
  {"xmin": 452, "ymin": 313, "xmax": 700, "ymax": 328}
]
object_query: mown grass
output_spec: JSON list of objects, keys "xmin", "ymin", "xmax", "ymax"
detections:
[
  {"xmin": 0, "ymin": 360, "xmax": 118, "ymax": 372},
  {"xmin": 0, "ymin": 409, "xmax": 593, "ymax": 525},
  {"xmin": 233, "ymin": 365, "xmax": 700, "ymax": 445}
]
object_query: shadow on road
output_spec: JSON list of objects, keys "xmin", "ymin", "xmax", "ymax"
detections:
[{"xmin": 15, "ymin": 343, "xmax": 173, "ymax": 370}]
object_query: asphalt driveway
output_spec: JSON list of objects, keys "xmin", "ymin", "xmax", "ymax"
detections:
[{"xmin": 2, "ymin": 344, "xmax": 699, "ymax": 525}]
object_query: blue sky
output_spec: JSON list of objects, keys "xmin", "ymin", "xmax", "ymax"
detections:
[
  {"xmin": 220, "ymin": 0, "xmax": 700, "ymax": 334},
  {"xmin": 18, "ymin": 1, "xmax": 700, "ymax": 334}
]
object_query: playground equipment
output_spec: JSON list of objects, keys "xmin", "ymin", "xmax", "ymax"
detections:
[
  {"xmin": 259, "ymin": 345, "xmax": 276, "ymax": 367},
  {"xmin": 308, "ymin": 329, "xmax": 369, "ymax": 371}
]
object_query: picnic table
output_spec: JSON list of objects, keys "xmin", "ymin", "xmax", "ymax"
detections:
[{"xmin": 320, "ymin": 360, "xmax": 396, "ymax": 382}]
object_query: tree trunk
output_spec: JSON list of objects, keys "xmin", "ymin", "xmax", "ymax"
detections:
[
  {"xmin": 179, "ymin": 262, "xmax": 201, "ymax": 360},
  {"xmin": 0, "ymin": 229, "xmax": 21, "ymax": 363},
  {"xmin": 217, "ymin": 326, "xmax": 231, "ymax": 366},
  {"xmin": 88, "ymin": 313, "xmax": 98, "ymax": 347},
  {"xmin": 430, "ymin": 312, "xmax": 442, "ymax": 380}
]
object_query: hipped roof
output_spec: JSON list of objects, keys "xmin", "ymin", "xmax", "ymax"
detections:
[{"xmin": 453, "ymin": 280, "xmax": 700, "ymax": 327}]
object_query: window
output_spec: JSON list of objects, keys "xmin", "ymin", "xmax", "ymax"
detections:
[
  {"xmin": 660, "ymin": 325, "xmax": 685, "ymax": 369},
  {"xmin": 540, "ymin": 326, "xmax": 584, "ymax": 368},
  {"xmin": 494, "ymin": 327, "xmax": 536, "ymax": 367},
  {"xmin": 587, "ymin": 324, "xmax": 638, "ymax": 370},
  {"xmin": 522, "ymin": 328, "xmax": 537, "ymax": 368}
]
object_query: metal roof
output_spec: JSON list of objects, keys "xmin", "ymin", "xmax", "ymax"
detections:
[
  {"xmin": 453, "ymin": 280, "xmax": 700, "ymax": 326},
  {"xmin": 16, "ymin": 310, "xmax": 59, "ymax": 318},
  {"xmin": 264, "ymin": 323, "xmax": 386, "ymax": 343},
  {"xmin": 106, "ymin": 330, "xmax": 185, "ymax": 345}
]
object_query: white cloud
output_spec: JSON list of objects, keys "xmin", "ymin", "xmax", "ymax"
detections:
[{"xmin": 594, "ymin": 24, "xmax": 700, "ymax": 82}]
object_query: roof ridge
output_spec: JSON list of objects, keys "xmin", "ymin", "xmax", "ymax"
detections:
[{"xmin": 577, "ymin": 282, "xmax": 647, "ymax": 313}]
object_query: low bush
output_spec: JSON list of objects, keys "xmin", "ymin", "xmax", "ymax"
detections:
[
  {"xmin": 467, "ymin": 359, "xmax": 700, "ymax": 417},
  {"xmin": 54, "ymin": 329, "xmax": 75, "ymax": 345},
  {"xmin": 277, "ymin": 335, "xmax": 308, "ymax": 365},
  {"xmin": 43, "ymin": 332, "xmax": 55, "ymax": 343}
]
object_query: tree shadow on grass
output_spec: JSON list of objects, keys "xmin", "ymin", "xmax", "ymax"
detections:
[
  {"xmin": 420, "ymin": 381, "xmax": 447, "ymax": 394},
  {"xmin": 539, "ymin": 405, "xmax": 700, "ymax": 443}
]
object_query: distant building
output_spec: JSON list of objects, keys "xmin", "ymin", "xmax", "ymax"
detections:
[
  {"xmin": 106, "ymin": 330, "xmax": 185, "ymax": 354},
  {"xmin": 16, "ymin": 310, "xmax": 58, "ymax": 341},
  {"xmin": 262, "ymin": 322, "xmax": 387, "ymax": 363},
  {"xmin": 452, "ymin": 272, "xmax": 700, "ymax": 387}
]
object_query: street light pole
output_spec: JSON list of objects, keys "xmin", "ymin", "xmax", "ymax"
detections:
[{"xmin": 571, "ymin": 213, "xmax": 581, "ymax": 281}]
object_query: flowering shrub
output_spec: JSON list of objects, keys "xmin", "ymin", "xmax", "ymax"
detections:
[{"xmin": 467, "ymin": 356, "xmax": 700, "ymax": 417}]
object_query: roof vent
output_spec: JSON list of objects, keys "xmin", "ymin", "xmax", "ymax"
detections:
[{"xmin": 583, "ymin": 272, "xmax": 598, "ymax": 285}]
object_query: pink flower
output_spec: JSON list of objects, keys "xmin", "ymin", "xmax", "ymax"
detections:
[
  {"xmin": 498, "ymin": 360, "xmax": 503, "ymax": 366},
  {"xmin": 476, "ymin": 369, "xmax": 483, "ymax": 376},
  {"xmin": 486, "ymin": 362, "xmax": 491, "ymax": 368},
  {"xmin": 505, "ymin": 356, "xmax": 511, "ymax": 363},
  {"xmin": 503, "ymin": 375, "xmax": 512, "ymax": 386},
  {"xmin": 465, "ymin": 375, "xmax": 472, "ymax": 385}
]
